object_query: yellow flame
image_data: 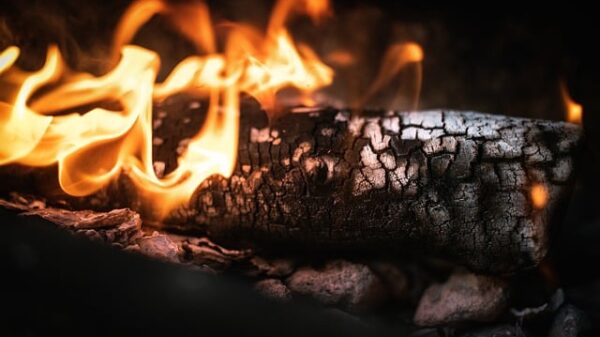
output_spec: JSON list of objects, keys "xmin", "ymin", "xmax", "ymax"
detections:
[
  {"xmin": 531, "ymin": 183, "xmax": 548, "ymax": 209},
  {"xmin": 560, "ymin": 82, "xmax": 583, "ymax": 124},
  {"xmin": 0, "ymin": 0, "xmax": 333, "ymax": 217}
]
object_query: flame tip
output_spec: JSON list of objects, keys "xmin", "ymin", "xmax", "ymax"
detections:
[{"xmin": 560, "ymin": 82, "xmax": 583, "ymax": 125}]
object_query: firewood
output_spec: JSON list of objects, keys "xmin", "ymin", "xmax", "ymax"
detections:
[
  {"xmin": 178, "ymin": 108, "xmax": 582, "ymax": 274},
  {"xmin": 0, "ymin": 105, "xmax": 583, "ymax": 274}
]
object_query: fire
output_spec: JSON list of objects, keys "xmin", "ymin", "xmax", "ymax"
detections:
[
  {"xmin": 531, "ymin": 183, "xmax": 548, "ymax": 209},
  {"xmin": 560, "ymin": 82, "xmax": 583, "ymax": 124},
  {"xmin": 358, "ymin": 42, "xmax": 424, "ymax": 110},
  {"xmin": 269, "ymin": 0, "xmax": 331, "ymax": 33},
  {"xmin": 0, "ymin": 0, "xmax": 423, "ymax": 217},
  {"xmin": 0, "ymin": 46, "xmax": 19, "ymax": 74},
  {"xmin": 0, "ymin": 0, "xmax": 334, "ymax": 217}
]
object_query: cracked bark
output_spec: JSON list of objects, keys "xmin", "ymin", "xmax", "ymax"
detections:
[
  {"xmin": 173, "ymin": 107, "xmax": 582, "ymax": 274},
  {"xmin": 0, "ymin": 104, "xmax": 583, "ymax": 274}
]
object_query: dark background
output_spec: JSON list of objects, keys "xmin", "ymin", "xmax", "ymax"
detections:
[{"xmin": 1, "ymin": 1, "xmax": 600, "ymax": 336}]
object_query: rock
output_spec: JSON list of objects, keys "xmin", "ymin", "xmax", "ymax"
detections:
[
  {"xmin": 461, "ymin": 325, "xmax": 524, "ymax": 337},
  {"xmin": 414, "ymin": 271, "xmax": 509, "ymax": 326},
  {"xmin": 248, "ymin": 256, "xmax": 296, "ymax": 277},
  {"xmin": 285, "ymin": 260, "xmax": 387, "ymax": 312},
  {"xmin": 369, "ymin": 261, "xmax": 409, "ymax": 301},
  {"xmin": 549, "ymin": 304, "xmax": 590, "ymax": 337},
  {"xmin": 136, "ymin": 232, "xmax": 181, "ymax": 263},
  {"xmin": 254, "ymin": 279, "xmax": 292, "ymax": 302}
]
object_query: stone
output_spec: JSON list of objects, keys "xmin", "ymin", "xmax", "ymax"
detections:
[
  {"xmin": 285, "ymin": 260, "xmax": 387, "ymax": 312},
  {"xmin": 414, "ymin": 271, "xmax": 509, "ymax": 326},
  {"xmin": 136, "ymin": 232, "xmax": 181, "ymax": 263},
  {"xmin": 254, "ymin": 279, "xmax": 292, "ymax": 302}
]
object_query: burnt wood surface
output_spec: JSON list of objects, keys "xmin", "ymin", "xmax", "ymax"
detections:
[
  {"xmin": 177, "ymin": 107, "xmax": 582, "ymax": 274},
  {"xmin": 0, "ymin": 105, "xmax": 583, "ymax": 274}
]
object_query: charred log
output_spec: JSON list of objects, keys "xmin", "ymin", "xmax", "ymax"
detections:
[
  {"xmin": 153, "ymin": 106, "xmax": 580, "ymax": 274},
  {"xmin": 0, "ymin": 105, "xmax": 583, "ymax": 274}
]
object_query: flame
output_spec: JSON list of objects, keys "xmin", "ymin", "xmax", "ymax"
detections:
[
  {"xmin": 358, "ymin": 42, "xmax": 423, "ymax": 110},
  {"xmin": 560, "ymin": 82, "xmax": 583, "ymax": 124},
  {"xmin": 0, "ymin": 46, "xmax": 19, "ymax": 74},
  {"xmin": 111, "ymin": 0, "xmax": 215, "ymax": 64},
  {"xmin": 0, "ymin": 0, "xmax": 333, "ymax": 217},
  {"xmin": 304, "ymin": 0, "xmax": 332, "ymax": 22},
  {"xmin": 531, "ymin": 183, "xmax": 548, "ymax": 209},
  {"xmin": 269, "ymin": 0, "xmax": 331, "ymax": 34}
]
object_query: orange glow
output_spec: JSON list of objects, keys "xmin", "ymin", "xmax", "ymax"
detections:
[
  {"xmin": 325, "ymin": 50, "xmax": 355, "ymax": 67},
  {"xmin": 0, "ymin": 0, "xmax": 333, "ymax": 217},
  {"xmin": 304, "ymin": 0, "xmax": 332, "ymax": 23},
  {"xmin": 531, "ymin": 184, "xmax": 548, "ymax": 209},
  {"xmin": 358, "ymin": 42, "xmax": 423, "ymax": 110},
  {"xmin": 269, "ymin": 0, "xmax": 331, "ymax": 34},
  {"xmin": 560, "ymin": 83, "xmax": 583, "ymax": 124}
]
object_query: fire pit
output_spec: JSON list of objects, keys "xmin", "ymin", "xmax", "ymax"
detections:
[{"xmin": 0, "ymin": 1, "xmax": 597, "ymax": 336}]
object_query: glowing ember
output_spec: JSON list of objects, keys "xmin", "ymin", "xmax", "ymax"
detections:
[
  {"xmin": 531, "ymin": 184, "xmax": 548, "ymax": 209},
  {"xmin": 561, "ymin": 82, "xmax": 583, "ymax": 124}
]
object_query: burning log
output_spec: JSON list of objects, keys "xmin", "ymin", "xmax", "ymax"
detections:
[
  {"xmin": 0, "ymin": 0, "xmax": 582, "ymax": 276},
  {"xmin": 0, "ymin": 1, "xmax": 592, "ymax": 334},
  {"xmin": 0, "ymin": 106, "xmax": 583, "ymax": 274},
  {"xmin": 163, "ymin": 107, "xmax": 581, "ymax": 274}
]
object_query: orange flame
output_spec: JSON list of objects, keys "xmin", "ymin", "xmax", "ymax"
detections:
[
  {"xmin": 358, "ymin": 42, "xmax": 423, "ymax": 110},
  {"xmin": 560, "ymin": 82, "xmax": 583, "ymax": 124},
  {"xmin": 269, "ymin": 0, "xmax": 331, "ymax": 34},
  {"xmin": 0, "ymin": 0, "xmax": 333, "ymax": 217}
]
